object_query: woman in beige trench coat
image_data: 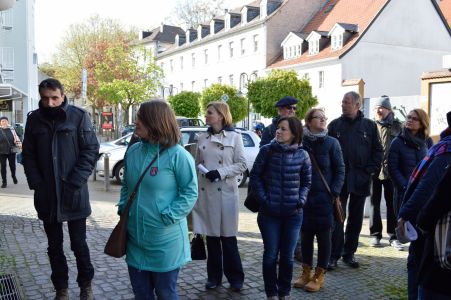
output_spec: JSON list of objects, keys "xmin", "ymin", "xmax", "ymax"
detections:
[{"xmin": 192, "ymin": 101, "xmax": 247, "ymax": 292}]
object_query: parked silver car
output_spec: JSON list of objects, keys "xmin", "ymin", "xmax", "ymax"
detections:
[{"xmin": 96, "ymin": 128, "xmax": 260, "ymax": 187}]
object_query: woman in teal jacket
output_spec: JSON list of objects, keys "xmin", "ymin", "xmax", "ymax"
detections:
[{"xmin": 117, "ymin": 100, "xmax": 198, "ymax": 300}]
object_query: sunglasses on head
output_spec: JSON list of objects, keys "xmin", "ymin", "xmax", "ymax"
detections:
[{"xmin": 283, "ymin": 105, "xmax": 297, "ymax": 111}]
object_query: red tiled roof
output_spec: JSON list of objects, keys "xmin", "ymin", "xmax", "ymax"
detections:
[
  {"xmin": 270, "ymin": 0, "xmax": 388, "ymax": 68},
  {"xmin": 439, "ymin": 0, "xmax": 451, "ymax": 25}
]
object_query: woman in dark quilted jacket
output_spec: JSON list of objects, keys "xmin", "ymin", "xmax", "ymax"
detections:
[
  {"xmin": 388, "ymin": 109, "xmax": 433, "ymax": 217},
  {"xmin": 293, "ymin": 108, "xmax": 345, "ymax": 293},
  {"xmin": 250, "ymin": 116, "xmax": 311, "ymax": 300}
]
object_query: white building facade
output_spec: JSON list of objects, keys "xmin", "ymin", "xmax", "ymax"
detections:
[{"xmin": 0, "ymin": 0, "xmax": 38, "ymax": 123}]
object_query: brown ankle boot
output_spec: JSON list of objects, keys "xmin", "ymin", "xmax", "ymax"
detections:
[
  {"xmin": 304, "ymin": 267, "xmax": 326, "ymax": 292},
  {"xmin": 80, "ymin": 282, "xmax": 93, "ymax": 300},
  {"xmin": 54, "ymin": 288, "xmax": 69, "ymax": 300},
  {"xmin": 293, "ymin": 264, "xmax": 312, "ymax": 288}
]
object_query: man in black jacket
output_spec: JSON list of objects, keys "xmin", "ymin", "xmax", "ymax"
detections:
[
  {"xmin": 22, "ymin": 78, "xmax": 99, "ymax": 300},
  {"xmin": 369, "ymin": 96, "xmax": 403, "ymax": 250},
  {"xmin": 327, "ymin": 91, "xmax": 383, "ymax": 269}
]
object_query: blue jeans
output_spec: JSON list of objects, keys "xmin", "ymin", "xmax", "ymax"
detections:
[
  {"xmin": 257, "ymin": 212, "xmax": 303, "ymax": 297},
  {"xmin": 419, "ymin": 286, "xmax": 451, "ymax": 300},
  {"xmin": 128, "ymin": 266, "xmax": 180, "ymax": 300}
]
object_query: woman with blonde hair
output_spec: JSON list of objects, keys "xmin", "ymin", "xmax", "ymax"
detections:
[
  {"xmin": 388, "ymin": 108, "xmax": 433, "ymax": 217},
  {"xmin": 117, "ymin": 100, "xmax": 198, "ymax": 299},
  {"xmin": 192, "ymin": 101, "xmax": 247, "ymax": 292}
]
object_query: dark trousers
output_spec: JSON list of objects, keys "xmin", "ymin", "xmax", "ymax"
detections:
[
  {"xmin": 393, "ymin": 187, "xmax": 405, "ymax": 217},
  {"xmin": 369, "ymin": 176, "xmax": 396, "ymax": 241},
  {"xmin": 128, "ymin": 266, "xmax": 180, "ymax": 300},
  {"xmin": 43, "ymin": 218, "xmax": 94, "ymax": 290},
  {"xmin": 0, "ymin": 153, "xmax": 16, "ymax": 183},
  {"xmin": 301, "ymin": 228, "xmax": 331, "ymax": 269},
  {"xmin": 206, "ymin": 236, "xmax": 244, "ymax": 286},
  {"xmin": 330, "ymin": 191, "xmax": 366, "ymax": 260}
]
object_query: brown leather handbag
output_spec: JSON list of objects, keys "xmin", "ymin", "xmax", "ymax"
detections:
[
  {"xmin": 308, "ymin": 152, "xmax": 346, "ymax": 224},
  {"xmin": 104, "ymin": 148, "xmax": 165, "ymax": 258}
]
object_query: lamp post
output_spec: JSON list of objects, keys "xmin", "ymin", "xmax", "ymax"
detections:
[
  {"xmin": 162, "ymin": 85, "xmax": 178, "ymax": 100},
  {"xmin": 239, "ymin": 72, "xmax": 257, "ymax": 130}
]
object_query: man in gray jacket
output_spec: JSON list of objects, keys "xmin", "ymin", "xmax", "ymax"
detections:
[
  {"xmin": 369, "ymin": 96, "xmax": 403, "ymax": 250},
  {"xmin": 327, "ymin": 91, "xmax": 383, "ymax": 269},
  {"xmin": 22, "ymin": 78, "xmax": 99, "ymax": 300}
]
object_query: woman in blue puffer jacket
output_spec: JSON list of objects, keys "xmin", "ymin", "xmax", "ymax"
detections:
[
  {"xmin": 250, "ymin": 116, "xmax": 311, "ymax": 300},
  {"xmin": 293, "ymin": 108, "xmax": 345, "ymax": 293}
]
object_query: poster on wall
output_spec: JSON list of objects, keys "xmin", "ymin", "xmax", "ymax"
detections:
[
  {"xmin": 101, "ymin": 112, "xmax": 114, "ymax": 130},
  {"xmin": 430, "ymin": 82, "xmax": 451, "ymax": 137},
  {"xmin": 0, "ymin": 99, "xmax": 12, "ymax": 111}
]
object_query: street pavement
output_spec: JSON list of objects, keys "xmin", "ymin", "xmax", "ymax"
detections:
[{"xmin": 0, "ymin": 167, "xmax": 408, "ymax": 299}]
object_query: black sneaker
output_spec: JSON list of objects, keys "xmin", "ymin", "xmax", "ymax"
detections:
[
  {"xmin": 230, "ymin": 282, "xmax": 243, "ymax": 292},
  {"xmin": 1, "ymin": 182, "xmax": 6, "ymax": 188},
  {"xmin": 12, "ymin": 176, "xmax": 18, "ymax": 184},
  {"xmin": 343, "ymin": 256, "xmax": 360, "ymax": 268},
  {"xmin": 205, "ymin": 281, "xmax": 219, "ymax": 290},
  {"xmin": 327, "ymin": 258, "xmax": 338, "ymax": 271}
]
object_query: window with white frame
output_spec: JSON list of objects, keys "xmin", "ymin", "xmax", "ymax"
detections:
[
  {"xmin": 204, "ymin": 49, "xmax": 208, "ymax": 64},
  {"xmin": 180, "ymin": 56, "xmax": 184, "ymax": 70},
  {"xmin": 204, "ymin": 79, "xmax": 208, "ymax": 88},
  {"xmin": 217, "ymin": 45, "xmax": 222, "ymax": 60},
  {"xmin": 241, "ymin": 38, "xmax": 246, "ymax": 55},
  {"xmin": 218, "ymin": 76, "xmax": 222, "ymax": 83},
  {"xmin": 180, "ymin": 83, "xmax": 184, "ymax": 91},
  {"xmin": 229, "ymin": 74, "xmax": 234, "ymax": 86},
  {"xmin": 319, "ymin": 71, "xmax": 324, "ymax": 88},
  {"xmin": 303, "ymin": 73, "xmax": 310, "ymax": 81},
  {"xmin": 170, "ymin": 59, "xmax": 173, "ymax": 72},
  {"xmin": 0, "ymin": 10, "xmax": 13, "ymax": 29},
  {"xmin": 253, "ymin": 34, "xmax": 259, "ymax": 52},
  {"xmin": 309, "ymin": 39, "xmax": 319, "ymax": 55},
  {"xmin": 191, "ymin": 81, "xmax": 196, "ymax": 91},
  {"xmin": 192, "ymin": 53, "xmax": 196, "ymax": 67},
  {"xmin": 229, "ymin": 41, "xmax": 234, "ymax": 57},
  {"xmin": 331, "ymin": 34, "xmax": 343, "ymax": 51},
  {"xmin": 160, "ymin": 62, "xmax": 164, "ymax": 71}
]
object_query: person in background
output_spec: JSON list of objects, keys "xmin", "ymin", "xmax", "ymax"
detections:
[
  {"xmin": 250, "ymin": 116, "xmax": 311, "ymax": 300},
  {"xmin": 191, "ymin": 101, "xmax": 247, "ymax": 292},
  {"xmin": 22, "ymin": 78, "xmax": 99, "ymax": 300},
  {"xmin": 260, "ymin": 96, "xmax": 299, "ymax": 147},
  {"xmin": 398, "ymin": 111, "xmax": 451, "ymax": 300},
  {"xmin": 417, "ymin": 165, "xmax": 451, "ymax": 299},
  {"xmin": 0, "ymin": 116, "xmax": 21, "ymax": 188},
  {"xmin": 293, "ymin": 109, "xmax": 344, "ymax": 293},
  {"xmin": 327, "ymin": 91, "xmax": 383, "ymax": 269},
  {"xmin": 388, "ymin": 109, "xmax": 432, "ymax": 220},
  {"xmin": 369, "ymin": 96, "xmax": 402, "ymax": 249},
  {"xmin": 117, "ymin": 100, "xmax": 198, "ymax": 299}
]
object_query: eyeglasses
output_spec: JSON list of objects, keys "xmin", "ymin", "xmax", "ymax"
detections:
[
  {"xmin": 312, "ymin": 116, "xmax": 328, "ymax": 121},
  {"xmin": 283, "ymin": 105, "xmax": 297, "ymax": 111},
  {"xmin": 406, "ymin": 115, "xmax": 420, "ymax": 122}
]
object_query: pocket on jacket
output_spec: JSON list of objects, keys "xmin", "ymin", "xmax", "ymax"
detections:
[{"xmin": 62, "ymin": 183, "xmax": 83, "ymax": 211}]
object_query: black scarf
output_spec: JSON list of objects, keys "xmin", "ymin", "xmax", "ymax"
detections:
[{"xmin": 402, "ymin": 127, "xmax": 427, "ymax": 149}]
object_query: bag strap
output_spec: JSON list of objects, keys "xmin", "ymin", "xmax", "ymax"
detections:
[
  {"xmin": 122, "ymin": 147, "xmax": 166, "ymax": 215},
  {"xmin": 308, "ymin": 151, "xmax": 334, "ymax": 199}
]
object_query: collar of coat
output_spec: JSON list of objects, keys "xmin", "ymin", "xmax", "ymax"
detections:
[{"xmin": 207, "ymin": 126, "xmax": 235, "ymax": 135}]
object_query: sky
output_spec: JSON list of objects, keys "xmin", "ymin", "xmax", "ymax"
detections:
[{"xmin": 35, "ymin": 0, "xmax": 243, "ymax": 63}]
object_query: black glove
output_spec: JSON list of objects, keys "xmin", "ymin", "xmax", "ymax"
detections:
[{"xmin": 205, "ymin": 170, "xmax": 221, "ymax": 182}]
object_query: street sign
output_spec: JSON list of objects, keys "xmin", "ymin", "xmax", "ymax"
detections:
[{"xmin": 221, "ymin": 94, "xmax": 229, "ymax": 102}]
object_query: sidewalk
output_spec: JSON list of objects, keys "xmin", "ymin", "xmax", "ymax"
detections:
[{"xmin": 0, "ymin": 168, "xmax": 408, "ymax": 299}]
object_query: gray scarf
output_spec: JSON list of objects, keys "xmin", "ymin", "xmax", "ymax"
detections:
[{"xmin": 303, "ymin": 126, "xmax": 328, "ymax": 142}]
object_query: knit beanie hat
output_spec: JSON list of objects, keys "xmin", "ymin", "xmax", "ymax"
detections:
[{"xmin": 375, "ymin": 95, "xmax": 392, "ymax": 110}]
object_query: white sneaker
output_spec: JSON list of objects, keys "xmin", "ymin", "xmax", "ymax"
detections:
[{"xmin": 390, "ymin": 240, "xmax": 405, "ymax": 251}]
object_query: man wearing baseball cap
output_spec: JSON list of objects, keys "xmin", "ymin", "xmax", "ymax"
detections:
[{"xmin": 259, "ymin": 96, "xmax": 299, "ymax": 147}]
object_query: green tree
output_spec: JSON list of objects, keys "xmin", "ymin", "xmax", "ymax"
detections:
[
  {"xmin": 247, "ymin": 69, "xmax": 318, "ymax": 118},
  {"xmin": 200, "ymin": 84, "xmax": 247, "ymax": 123},
  {"xmin": 168, "ymin": 91, "xmax": 201, "ymax": 118},
  {"xmin": 95, "ymin": 46, "xmax": 163, "ymax": 125}
]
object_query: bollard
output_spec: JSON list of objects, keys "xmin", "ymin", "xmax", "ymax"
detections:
[{"xmin": 104, "ymin": 153, "xmax": 111, "ymax": 192}]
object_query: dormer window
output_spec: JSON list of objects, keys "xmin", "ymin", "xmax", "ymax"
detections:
[
  {"xmin": 331, "ymin": 34, "xmax": 343, "ymax": 51},
  {"xmin": 328, "ymin": 23, "xmax": 358, "ymax": 51},
  {"xmin": 281, "ymin": 32, "xmax": 307, "ymax": 60},
  {"xmin": 309, "ymin": 40, "xmax": 319, "ymax": 55}
]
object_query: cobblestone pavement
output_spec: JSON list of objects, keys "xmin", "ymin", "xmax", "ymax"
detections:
[{"xmin": 0, "ymin": 169, "xmax": 408, "ymax": 299}]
